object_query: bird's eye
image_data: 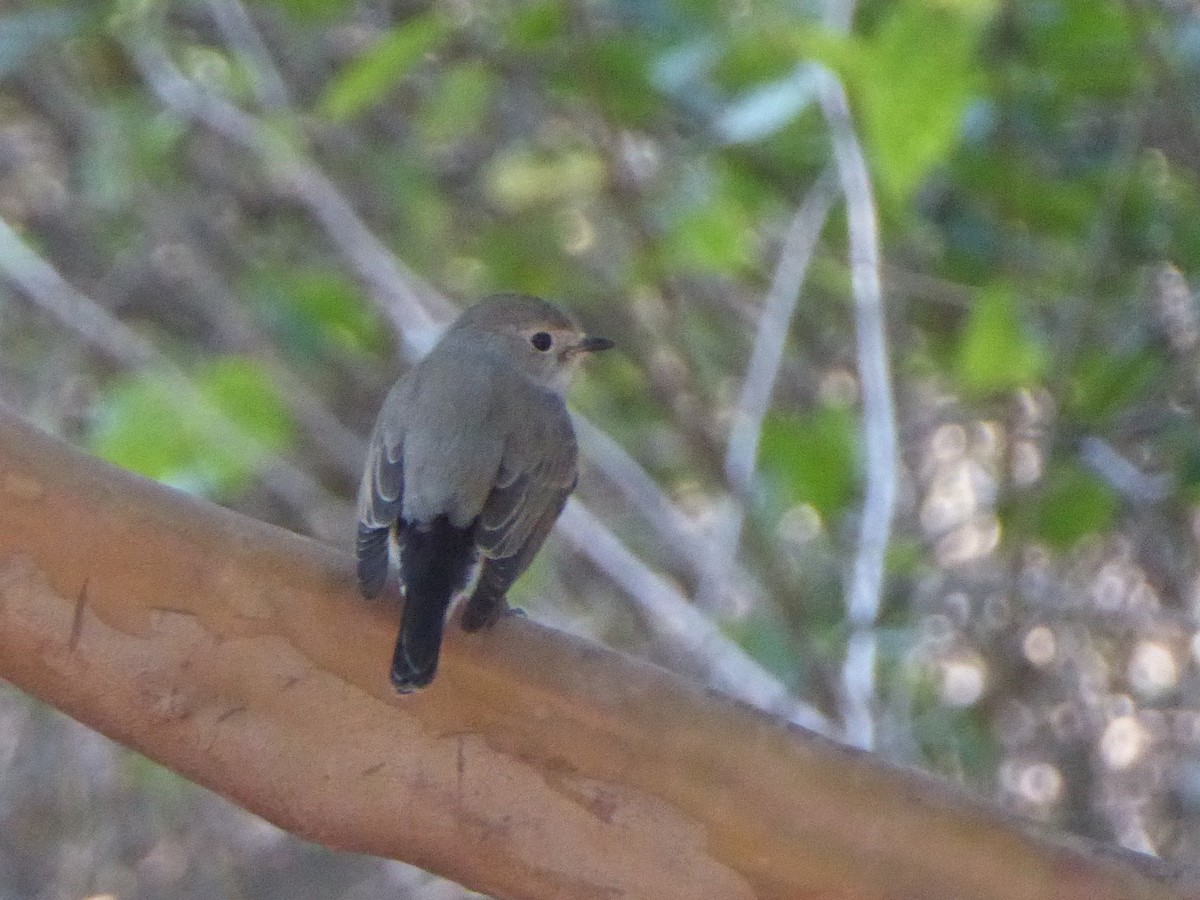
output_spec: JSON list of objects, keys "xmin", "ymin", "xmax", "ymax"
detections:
[{"xmin": 530, "ymin": 332, "xmax": 553, "ymax": 351}]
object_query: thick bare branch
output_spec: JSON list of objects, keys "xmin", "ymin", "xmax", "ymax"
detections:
[{"xmin": 0, "ymin": 412, "xmax": 1194, "ymax": 900}]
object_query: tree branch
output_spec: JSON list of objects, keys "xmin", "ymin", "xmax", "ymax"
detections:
[
  {"xmin": 0, "ymin": 412, "xmax": 1193, "ymax": 900},
  {"xmin": 817, "ymin": 69, "xmax": 900, "ymax": 751},
  {"xmin": 695, "ymin": 166, "xmax": 840, "ymax": 617}
]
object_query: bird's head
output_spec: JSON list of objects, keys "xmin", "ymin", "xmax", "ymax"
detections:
[{"xmin": 454, "ymin": 293, "xmax": 614, "ymax": 393}]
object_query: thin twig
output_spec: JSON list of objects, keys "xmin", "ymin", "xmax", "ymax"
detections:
[
  {"xmin": 573, "ymin": 415, "xmax": 719, "ymax": 577},
  {"xmin": 125, "ymin": 36, "xmax": 449, "ymax": 358},
  {"xmin": 694, "ymin": 166, "xmax": 840, "ymax": 614},
  {"xmin": 724, "ymin": 167, "xmax": 840, "ymax": 497},
  {"xmin": 559, "ymin": 500, "xmax": 832, "ymax": 734},
  {"xmin": 817, "ymin": 69, "xmax": 899, "ymax": 750},
  {"xmin": 1080, "ymin": 436, "xmax": 1171, "ymax": 504},
  {"xmin": 205, "ymin": 0, "xmax": 293, "ymax": 110}
]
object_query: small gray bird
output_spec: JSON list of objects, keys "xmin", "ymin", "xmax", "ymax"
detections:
[{"xmin": 356, "ymin": 293, "xmax": 613, "ymax": 692}]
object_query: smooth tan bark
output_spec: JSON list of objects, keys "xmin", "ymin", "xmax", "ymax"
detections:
[{"xmin": 0, "ymin": 411, "xmax": 1195, "ymax": 900}]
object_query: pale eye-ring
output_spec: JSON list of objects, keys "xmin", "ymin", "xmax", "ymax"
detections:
[{"xmin": 530, "ymin": 331, "xmax": 553, "ymax": 351}]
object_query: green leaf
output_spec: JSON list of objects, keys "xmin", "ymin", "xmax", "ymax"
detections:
[
  {"xmin": 758, "ymin": 406, "xmax": 857, "ymax": 518},
  {"xmin": 91, "ymin": 376, "xmax": 199, "ymax": 489},
  {"xmin": 1023, "ymin": 0, "xmax": 1139, "ymax": 96},
  {"xmin": 201, "ymin": 358, "xmax": 294, "ymax": 451},
  {"xmin": 662, "ymin": 201, "xmax": 753, "ymax": 274},
  {"xmin": 847, "ymin": 1, "xmax": 993, "ymax": 203},
  {"xmin": 1175, "ymin": 435, "xmax": 1200, "ymax": 504},
  {"xmin": 503, "ymin": 0, "xmax": 568, "ymax": 50},
  {"xmin": 723, "ymin": 612, "xmax": 804, "ymax": 685},
  {"xmin": 247, "ymin": 268, "xmax": 384, "ymax": 361},
  {"xmin": 253, "ymin": 0, "xmax": 356, "ymax": 22},
  {"xmin": 955, "ymin": 286, "xmax": 1046, "ymax": 396},
  {"xmin": 419, "ymin": 62, "xmax": 495, "ymax": 147},
  {"xmin": 914, "ymin": 703, "xmax": 998, "ymax": 779},
  {"xmin": 470, "ymin": 216, "xmax": 578, "ymax": 297},
  {"xmin": 716, "ymin": 25, "xmax": 821, "ymax": 94},
  {"xmin": 660, "ymin": 163, "xmax": 759, "ymax": 275},
  {"xmin": 1067, "ymin": 349, "xmax": 1164, "ymax": 426},
  {"xmin": 90, "ymin": 358, "xmax": 295, "ymax": 497},
  {"xmin": 1030, "ymin": 464, "xmax": 1118, "ymax": 550},
  {"xmin": 317, "ymin": 14, "xmax": 449, "ymax": 121},
  {"xmin": 550, "ymin": 36, "xmax": 660, "ymax": 124}
]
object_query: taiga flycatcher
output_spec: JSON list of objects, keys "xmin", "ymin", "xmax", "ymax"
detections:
[{"xmin": 356, "ymin": 293, "xmax": 613, "ymax": 692}]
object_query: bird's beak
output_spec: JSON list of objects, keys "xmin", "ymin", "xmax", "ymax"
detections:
[{"xmin": 575, "ymin": 335, "xmax": 615, "ymax": 354}]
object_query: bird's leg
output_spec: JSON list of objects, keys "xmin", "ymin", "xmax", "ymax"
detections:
[{"xmin": 461, "ymin": 590, "xmax": 523, "ymax": 632}]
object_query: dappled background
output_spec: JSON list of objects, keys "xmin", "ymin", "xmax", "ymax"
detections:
[{"xmin": 2, "ymin": 0, "xmax": 1200, "ymax": 896}]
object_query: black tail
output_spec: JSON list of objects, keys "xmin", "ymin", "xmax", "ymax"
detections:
[{"xmin": 391, "ymin": 516, "xmax": 477, "ymax": 692}]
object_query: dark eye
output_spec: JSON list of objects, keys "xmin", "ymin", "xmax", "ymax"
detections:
[{"xmin": 530, "ymin": 332, "xmax": 553, "ymax": 351}]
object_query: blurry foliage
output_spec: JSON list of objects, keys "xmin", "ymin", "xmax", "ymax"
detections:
[
  {"xmin": 318, "ymin": 13, "xmax": 450, "ymax": 121},
  {"xmin": 759, "ymin": 406, "xmax": 857, "ymax": 517},
  {"xmin": 246, "ymin": 267, "xmax": 385, "ymax": 360},
  {"xmin": 955, "ymin": 284, "xmax": 1046, "ymax": 396},
  {"xmin": 841, "ymin": 1, "xmax": 990, "ymax": 204},
  {"xmin": 1067, "ymin": 348, "xmax": 1164, "ymax": 426},
  {"xmin": 91, "ymin": 358, "xmax": 295, "ymax": 495},
  {"xmin": 2, "ymin": 0, "xmax": 1200, "ymax": 895},
  {"xmin": 0, "ymin": 6, "xmax": 95, "ymax": 76},
  {"xmin": 1011, "ymin": 463, "xmax": 1120, "ymax": 551}
]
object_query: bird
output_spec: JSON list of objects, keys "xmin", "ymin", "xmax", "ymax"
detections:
[{"xmin": 355, "ymin": 293, "xmax": 613, "ymax": 692}]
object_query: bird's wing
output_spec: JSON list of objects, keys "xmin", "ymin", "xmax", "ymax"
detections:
[
  {"xmin": 477, "ymin": 389, "xmax": 577, "ymax": 558},
  {"xmin": 355, "ymin": 376, "xmax": 412, "ymax": 598},
  {"xmin": 464, "ymin": 389, "xmax": 577, "ymax": 628}
]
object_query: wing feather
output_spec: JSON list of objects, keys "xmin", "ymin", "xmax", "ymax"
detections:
[
  {"xmin": 355, "ymin": 376, "xmax": 412, "ymax": 597},
  {"xmin": 476, "ymin": 391, "xmax": 576, "ymax": 560},
  {"xmin": 463, "ymin": 390, "xmax": 577, "ymax": 630}
]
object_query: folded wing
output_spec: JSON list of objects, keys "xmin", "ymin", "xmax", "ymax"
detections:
[
  {"xmin": 463, "ymin": 389, "xmax": 578, "ymax": 630},
  {"xmin": 355, "ymin": 379, "xmax": 411, "ymax": 598}
]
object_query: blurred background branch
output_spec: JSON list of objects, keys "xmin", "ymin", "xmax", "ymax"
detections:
[
  {"xmin": 1, "ymin": 0, "xmax": 1200, "ymax": 896},
  {"xmin": 696, "ymin": 166, "xmax": 837, "ymax": 612},
  {"xmin": 817, "ymin": 67, "xmax": 898, "ymax": 751},
  {"xmin": 0, "ymin": 214, "xmax": 350, "ymax": 535}
]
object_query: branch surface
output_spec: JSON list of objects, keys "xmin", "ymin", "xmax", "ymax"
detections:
[{"xmin": 0, "ymin": 413, "xmax": 1194, "ymax": 900}]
